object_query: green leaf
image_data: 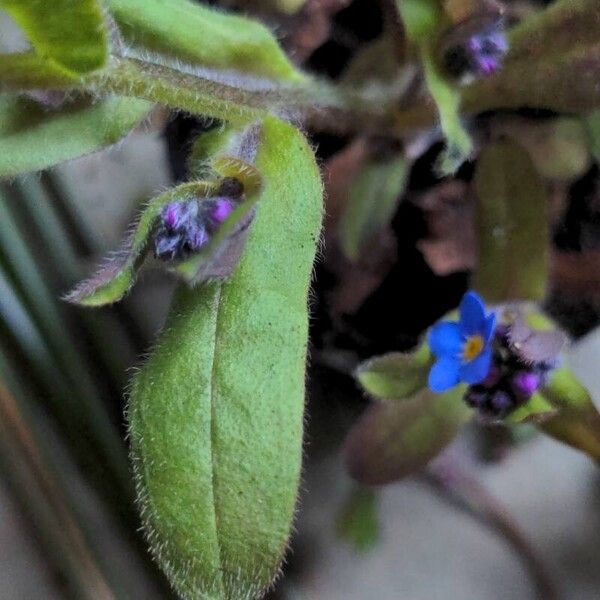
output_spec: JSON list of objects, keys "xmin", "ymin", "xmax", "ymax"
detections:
[
  {"xmin": 106, "ymin": 0, "xmax": 304, "ymax": 83},
  {"xmin": 397, "ymin": 0, "xmax": 472, "ymax": 174},
  {"xmin": 472, "ymin": 141, "xmax": 549, "ymax": 303},
  {"xmin": 344, "ymin": 385, "xmax": 470, "ymax": 485},
  {"xmin": 356, "ymin": 344, "xmax": 433, "ymax": 401},
  {"xmin": 0, "ymin": 94, "xmax": 152, "ymax": 178},
  {"xmin": 336, "ymin": 486, "xmax": 379, "ymax": 552},
  {"xmin": 539, "ymin": 368, "xmax": 600, "ymax": 462},
  {"xmin": 0, "ymin": 52, "xmax": 76, "ymax": 88},
  {"xmin": 505, "ymin": 393, "xmax": 557, "ymax": 425},
  {"xmin": 497, "ymin": 117, "xmax": 590, "ymax": 182},
  {"xmin": 0, "ymin": 0, "xmax": 108, "ymax": 75},
  {"xmin": 337, "ymin": 151, "xmax": 407, "ymax": 261},
  {"xmin": 127, "ymin": 116, "xmax": 323, "ymax": 599},
  {"xmin": 584, "ymin": 109, "xmax": 600, "ymax": 163}
]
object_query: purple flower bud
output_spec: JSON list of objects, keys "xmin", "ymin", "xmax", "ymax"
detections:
[
  {"xmin": 465, "ymin": 387, "xmax": 488, "ymax": 408},
  {"xmin": 441, "ymin": 16, "xmax": 508, "ymax": 81},
  {"xmin": 211, "ymin": 198, "xmax": 236, "ymax": 224},
  {"xmin": 154, "ymin": 230, "xmax": 183, "ymax": 260},
  {"xmin": 490, "ymin": 390, "xmax": 513, "ymax": 414},
  {"xmin": 511, "ymin": 371, "xmax": 541, "ymax": 399},
  {"xmin": 161, "ymin": 201, "xmax": 198, "ymax": 231},
  {"xmin": 184, "ymin": 223, "xmax": 209, "ymax": 251}
]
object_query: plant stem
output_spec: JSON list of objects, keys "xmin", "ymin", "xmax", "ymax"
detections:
[{"xmin": 424, "ymin": 456, "xmax": 558, "ymax": 600}]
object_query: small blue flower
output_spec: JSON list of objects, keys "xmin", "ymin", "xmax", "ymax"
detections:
[{"xmin": 428, "ymin": 291, "xmax": 496, "ymax": 392}]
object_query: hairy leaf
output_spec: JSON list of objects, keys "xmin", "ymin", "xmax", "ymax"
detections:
[
  {"xmin": 505, "ymin": 393, "xmax": 557, "ymax": 425},
  {"xmin": 356, "ymin": 344, "xmax": 433, "ymax": 401},
  {"xmin": 344, "ymin": 386, "xmax": 469, "ymax": 485},
  {"xmin": 397, "ymin": 0, "xmax": 472, "ymax": 173},
  {"xmin": 473, "ymin": 141, "xmax": 549, "ymax": 303},
  {"xmin": 127, "ymin": 117, "xmax": 323, "ymax": 599},
  {"xmin": 106, "ymin": 0, "xmax": 304, "ymax": 83},
  {"xmin": 0, "ymin": 52, "xmax": 76, "ymax": 88},
  {"xmin": 0, "ymin": 94, "xmax": 151, "ymax": 178},
  {"xmin": 495, "ymin": 117, "xmax": 590, "ymax": 182},
  {"xmin": 584, "ymin": 109, "xmax": 600, "ymax": 163},
  {"xmin": 336, "ymin": 486, "xmax": 379, "ymax": 552},
  {"xmin": 337, "ymin": 151, "xmax": 407, "ymax": 261},
  {"xmin": 0, "ymin": 0, "xmax": 108, "ymax": 75},
  {"xmin": 539, "ymin": 368, "xmax": 600, "ymax": 462}
]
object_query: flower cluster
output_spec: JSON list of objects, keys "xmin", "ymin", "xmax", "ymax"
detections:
[
  {"xmin": 441, "ymin": 17, "xmax": 509, "ymax": 82},
  {"xmin": 154, "ymin": 196, "xmax": 237, "ymax": 261},
  {"xmin": 464, "ymin": 324, "xmax": 558, "ymax": 419},
  {"xmin": 428, "ymin": 291, "xmax": 564, "ymax": 420}
]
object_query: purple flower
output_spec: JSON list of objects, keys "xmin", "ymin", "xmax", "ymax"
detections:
[
  {"xmin": 442, "ymin": 18, "xmax": 508, "ymax": 81},
  {"xmin": 511, "ymin": 372, "xmax": 541, "ymax": 400},
  {"xmin": 161, "ymin": 201, "xmax": 198, "ymax": 231},
  {"xmin": 210, "ymin": 198, "xmax": 236, "ymax": 225},
  {"xmin": 154, "ymin": 231, "xmax": 184, "ymax": 261},
  {"xmin": 184, "ymin": 222, "xmax": 209, "ymax": 251},
  {"xmin": 154, "ymin": 200, "xmax": 208, "ymax": 261},
  {"xmin": 428, "ymin": 291, "xmax": 496, "ymax": 392}
]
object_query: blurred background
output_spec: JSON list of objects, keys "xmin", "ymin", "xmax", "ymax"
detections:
[{"xmin": 1, "ymin": 0, "xmax": 600, "ymax": 599}]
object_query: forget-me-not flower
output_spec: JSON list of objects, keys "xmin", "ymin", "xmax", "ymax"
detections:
[{"xmin": 428, "ymin": 291, "xmax": 496, "ymax": 392}]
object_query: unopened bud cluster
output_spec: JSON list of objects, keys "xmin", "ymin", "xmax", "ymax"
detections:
[
  {"xmin": 154, "ymin": 188, "xmax": 239, "ymax": 261},
  {"xmin": 464, "ymin": 325, "xmax": 557, "ymax": 420},
  {"xmin": 441, "ymin": 16, "xmax": 508, "ymax": 82}
]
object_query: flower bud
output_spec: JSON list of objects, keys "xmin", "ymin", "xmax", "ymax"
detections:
[
  {"xmin": 154, "ymin": 230, "xmax": 184, "ymax": 261},
  {"xmin": 490, "ymin": 390, "xmax": 513, "ymax": 414},
  {"xmin": 440, "ymin": 15, "xmax": 508, "ymax": 82},
  {"xmin": 162, "ymin": 201, "xmax": 199, "ymax": 231},
  {"xmin": 210, "ymin": 198, "xmax": 236, "ymax": 225},
  {"xmin": 511, "ymin": 371, "xmax": 541, "ymax": 400}
]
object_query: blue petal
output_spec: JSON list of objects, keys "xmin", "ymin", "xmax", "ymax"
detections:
[
  {"xmin": 428, "ymin": 356, "xmax": 461, "ymax": 392},
  {"xmin": 483, "ymin": 312, "xmax": 496, "ymax": 343},
  {"xmin": 459, "ymin": 347, "xmax": 492, "ymax": 385},
  {"xmin": 429, "ymin": 322, "xmax": 462, "ymax": 358},
  {"xmin": 459, "ymin": 291, "xmax": 486, "ymax": 336}
]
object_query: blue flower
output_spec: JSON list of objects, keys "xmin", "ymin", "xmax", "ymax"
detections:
[{"xmin": 428, "ymin": 291, "xmax": 496, "ymax": 392}]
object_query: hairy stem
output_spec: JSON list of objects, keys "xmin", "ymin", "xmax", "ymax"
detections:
[{"xmin": 424, "ymin": 456, "xmax": 557, "ymax": 600}]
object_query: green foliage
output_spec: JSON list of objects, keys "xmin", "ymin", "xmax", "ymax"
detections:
[
  {"xmin": 584, "ymin": 109, "xmax": 600, "ymax": 163},
  {"xmin": 337, "ymin": 151, "xmax": 407, "ymax": 261},
  {"xmin": 472, "ymin": 141, "xmax": 549, "ymax": 303},
  {"xmin": 127, "ymin": 117, "xmax": 323, "ymax": 599},
  {"xmin": 106, "ymin": 0, "xmax": 304, "ymax": 83},
  {"xmin": 465, "ymin": 0, "xmax": 600, "ymax": 116},
  {"xmin": 539, "ymin": 368, "xmax": 600, "ymax": 462},
  {"xmin": 505, "ymin": 393, "xmax": 557, "ymax": 425},
  {"xmin": 344, "ymin": 386, "xmax": 469, "ymax": 485},
  {"xmin": 0, "ymin": 94, "xmax": 151, "ymax": 178},
  {"xmin": 356, "ymin": 344, "xmax": 433, "ymax": 401},
  {"xmin": 498, "ymin": 117, "xmax": 591, "ymax": 181},
  {"xmin": 336, "ymin": 486, "xmax": 379, "ymax": 552},
  {"xmin": 0, "ymin": 0, "xmax": 108, "ymax": 75},
  {"xmin": 0, "ymin": 53, "xmax": 76, "ymax": 88},
  {"xmin": 396, "ymin": 0, "xmax": 472, "ymax": 173}
]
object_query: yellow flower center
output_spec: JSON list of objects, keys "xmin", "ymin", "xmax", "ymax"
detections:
[{"xmin": 463, "ymin": 335, "xmax": 484, "ymax": 362}]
